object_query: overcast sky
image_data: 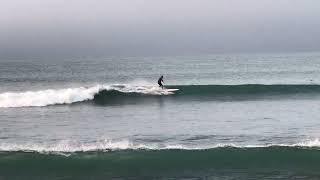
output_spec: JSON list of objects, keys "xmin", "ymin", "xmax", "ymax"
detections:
[{"xmin": 1, "ymin": 0, "xmax": 320, "ymax": 58}]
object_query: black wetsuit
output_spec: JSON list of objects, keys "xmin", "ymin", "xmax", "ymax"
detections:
[{"xmin": 158, "ymin": 76, "xmax": 164, "ymax": 88}]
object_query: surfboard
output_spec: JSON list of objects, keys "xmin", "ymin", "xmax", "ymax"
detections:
[{"xmin": 164, "ymin": 88, "xmax": 179, "ymax": 92}]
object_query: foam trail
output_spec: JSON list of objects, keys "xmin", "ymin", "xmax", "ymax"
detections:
[{"xmin": 0, "ymin": 84, "xmax": 174, "ymax": 108}]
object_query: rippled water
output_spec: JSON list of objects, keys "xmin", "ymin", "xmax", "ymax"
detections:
[{"xmin": 1, "ymin": 52, "xmax": 320, "ymax": 179}]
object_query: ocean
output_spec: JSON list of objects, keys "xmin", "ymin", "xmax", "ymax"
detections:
[{"xmin": 1, "ymin": 52, "xmax": 320, "ymax": 179}]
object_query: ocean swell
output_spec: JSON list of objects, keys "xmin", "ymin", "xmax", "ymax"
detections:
[
  {"xmin": 1, "ymin": 139, "xmax": 320, "ymax": 179},
  {"xmin": 1, "ymin": 84, "xmax": 320, "ymax": 108}
]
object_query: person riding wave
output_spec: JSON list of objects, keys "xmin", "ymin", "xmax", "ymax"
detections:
[{"xmin": 158, "ymin": 75, "xmax": 164, "ymax": 89}]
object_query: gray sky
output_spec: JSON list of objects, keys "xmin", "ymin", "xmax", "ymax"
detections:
[{"xmin": 1, "ymin": 0, "xmax": 320, "ymax": 58}]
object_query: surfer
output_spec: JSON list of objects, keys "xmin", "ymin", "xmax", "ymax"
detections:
[{"xmin": 158, "ymin": 75, "xmax": 164, "ymax": 89}]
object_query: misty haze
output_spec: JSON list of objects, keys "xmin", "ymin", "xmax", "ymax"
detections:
[{"xmin": 1, "ymin": 0, "xmax": 320, "ymax": 58}]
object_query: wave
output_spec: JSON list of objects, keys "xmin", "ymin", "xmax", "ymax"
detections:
[
  {"xmin": 2, "ymin": 139, "xmax": 320, "ymax": 179},
  {"xmin": 0, "ymin": 84, "xmax": 173, "ymax": 108},
  {"xmin": 1, "ymin": 144, "xmax": 320, "ymax": 179},
  {"xmin": 170, "ymin": 84, "xmax": 320, "ymax": 95},
  {"xmin": 1, "ymin": 138, "xmax": 320, "ymax": 154},
  {"xmin": 2, "ymin": 84, "xmax": 320, "ymax": 107}
]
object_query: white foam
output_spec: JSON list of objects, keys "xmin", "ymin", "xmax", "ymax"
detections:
[
  {"xmin": 0, "ymin": 139, "xmax": 150, "ymax": 153},
  {"xmin": 1, "ymin": 139, "xmax": 320, "ymax": 154},
  {"xmin": 0, "ymin": 84, "xmax": 174, "ymax": 108},
  {"xmin": 294, "ymin": 138, "xmax": 320, "ymax": 147},
  {"xmin": 0, "ymin": 86, "xmax": 103, "ymax": 108}
]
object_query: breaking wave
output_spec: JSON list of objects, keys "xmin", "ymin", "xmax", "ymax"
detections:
[
  {"xmin": 0, "ymin": 84, "xmax": 174, "ymax": 108},
  {"xmin": 1, "ymin": 138, "xmax": 320, "ymax": 154},
  {"xmin": 1, "ymin": 84, "xmax": 320, "ymax": 108},
  {"xmin": 2, "ymin": 139, "xmax": 320, "ymax": 179}
]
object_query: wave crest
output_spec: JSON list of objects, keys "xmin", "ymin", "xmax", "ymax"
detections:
[
  {"xmin": 1, "ymin": 138, "xmax": 320, "ymax": 154},
  {"xmin": 2, "ymin": 84, "xmax": 320, "ymax": 108},
  {"xmin": 0, "ymin": 84, "xmax": 174, "ymax": 108}
]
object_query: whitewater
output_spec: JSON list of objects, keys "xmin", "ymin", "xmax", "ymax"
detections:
[
  {"xmin": 1, "ymin": 138, "xmax": 320, "ymax": 154},
  {"xmin": 0, "ymin": 84, "xmax": 175, "ymax": 108}
]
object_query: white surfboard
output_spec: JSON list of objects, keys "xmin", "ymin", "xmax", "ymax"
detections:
[{"xmin": 165, "ymin": 88, "xmax": 179, "ymax": 92}]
